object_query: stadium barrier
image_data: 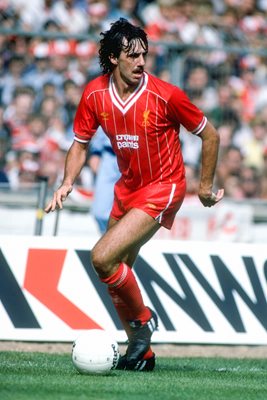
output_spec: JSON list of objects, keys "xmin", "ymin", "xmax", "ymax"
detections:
[
  {"xmin": 0, "ymin": 235, "xmax": 266, "ymax": 345},
  {"xmin": 1, "ymin": 185, "xmax": 266, "ymax": 241}
]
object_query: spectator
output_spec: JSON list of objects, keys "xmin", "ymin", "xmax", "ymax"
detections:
[
  {"xmin": 3, "ymin": 86, "xmax": 35, "ymax": 149},
  {"xmin": 10, "ymin": 112, "xmax": 47, "ymax": 170},
  {"xmin": 87, "ymin": 1, "xmax": 111, "ymax": 35},
  {"xmin": 39, "ymin": 144, "xmax": 68, "ymax": 187},
  {"xmin": 40, "ymin": 113, "xmax": 71, "ymax": 187},
  {"xmin": 45, "ymin": 114, "xmax": 68, "ymax": 151},
  {"xmin": 0, "ymin": 55, "xmax": 27, "ymax": 106},
  {"xmin": 62, "ymin": 79, "xmax": 83, "ymax": 132},
  {"xmin": 208, "ymin": 83, "xmax": 240, "ymax": 130},
  {"xmin": 4, "ymin": 151, "xmax": 20, "ymax": 189},
  {"xmin": 34, "ymin": 81, "xmax": 59, "ymax": 109},
  {"xmin": 216, "ymin": 145, "xmax": 244, "ymax": 191},
  {"xmin": 48, "ymin": 40, "xmax": 73, "ymax": 91},
  {"xmin": 0, "ymin": 2, "xmax": 19, "ymax": 30},
  {"xmin": 237, "ymin": 55, "xmax": 263, "ymax": 122},
  {"xmin": 217, "ymin": 7, "xmax": 246, "ymax": 45},
  {"xmin": 23, "ymin": 43, "xmax": 54, "ymax": 93},
  {"xmin": 190, "ymin": 2, "xmax": 223, "ymax": 46},
  {"xmin": 12, "ymin": 0, "xmax": 55, "ymax": 31},
  {"xmin": 108, "ymin": 0, "xmax": 143, "ymax": 26},
  {"xmin": 240, "ymin": 165, "xmax": 262, "ymax": 198},
  {"xmin": 184, "ymin": 65, "xmax": 217, "ymax": 112},
  {"xmin": 144, "ymin": 0, "xmax": 198, "ymax": 44},
  {"xmin": 242, "ymin": 117, "xmax": 267, "ymax": 171},
  {"xmin": 38, "ymin": 95, "xmax": 64, "ymax": 126},
  {"xmin": 217, "ymin": 124, "xmax": 237, "ymax": 155},
  {"xmin": 223, "ymin": 175, "xmax": 244, "ymax": 199},
  {"xmin": 52, "ymin": 0, "xmax": 89, "ymax": 33},
  {"xmin": 17, "ymin": 147, "xmax": 40, "ymax": 185},
  {"xmin": 68, "ymin": 41, "xmax": 99, "ymax": 85}
]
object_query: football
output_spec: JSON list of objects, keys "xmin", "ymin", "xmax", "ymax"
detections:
[{"xmin": 72, "ymin": 329, "xmax": 120, "ymax": 374}]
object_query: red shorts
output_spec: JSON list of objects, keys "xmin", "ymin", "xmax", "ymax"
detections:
[{"xmin": 110, "ymin": 179, "xmax": 186, "ymax": 230}]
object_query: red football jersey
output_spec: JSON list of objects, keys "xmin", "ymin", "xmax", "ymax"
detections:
[{"xmin": 74, "ymin": 72, "xmax": 207, "ymax": 189}]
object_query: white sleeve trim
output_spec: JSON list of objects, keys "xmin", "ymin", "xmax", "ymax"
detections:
[
  {"xmin": 74, "ymin": 136, "xmax": 90, "ymax": 143},
  {"xmin": 191, "ymin": 116, "xmax": 207, "ymax": 135}
]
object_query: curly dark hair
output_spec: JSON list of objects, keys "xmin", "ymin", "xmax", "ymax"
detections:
[{"xmin": 99, "ymin": 18, "xmax": 148, "ymax": 75}]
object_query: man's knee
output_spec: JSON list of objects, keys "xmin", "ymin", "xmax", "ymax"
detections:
[{"xmin": 91, "ymin": 244, "xmax": 113, "ymax": 277}]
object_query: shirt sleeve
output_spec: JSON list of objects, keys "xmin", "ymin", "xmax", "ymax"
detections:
[
  {"xmin": 73, "ymin": 88, "xmax": 99, "ymax": 143},
  {"xmin": 167, "ymin": 86, "xmax": 207, "ymax": 135}
]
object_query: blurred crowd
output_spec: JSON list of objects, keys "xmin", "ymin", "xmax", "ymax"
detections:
[{"xmin": 0, "ymin": 0, "xmax": 267, "ymax": 200}]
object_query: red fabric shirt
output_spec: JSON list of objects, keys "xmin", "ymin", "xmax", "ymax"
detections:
[{"xmin": 74, "ymin": 72, "xmax": 206, "ymax": 189}]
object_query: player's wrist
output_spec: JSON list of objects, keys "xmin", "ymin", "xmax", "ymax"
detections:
[{"xmin": 61, "ymin": 180, "xmax": 73, "ymax": 189}]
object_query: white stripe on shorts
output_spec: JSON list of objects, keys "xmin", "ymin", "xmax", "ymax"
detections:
[{"xmin": 155, "ymin": 183, "xmax": 176, "ymax": 224}]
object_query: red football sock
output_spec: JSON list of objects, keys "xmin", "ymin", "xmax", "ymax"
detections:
[
  {"xmin": 108, "ymin": 287, "xmax": 133, "ymax": 338},
  {"xmin": 101, "ymin": 263, "xmax": 151, "ymax": 324},
  {"xmin": 143, "ymin": 347, "xmax": 154, "ymax": 359}
]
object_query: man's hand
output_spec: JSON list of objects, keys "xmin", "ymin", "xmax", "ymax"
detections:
[
  {"xmin": 198, "ymin": 188, "xmax": 224, "ymax": 208},
  {"xmin": 44, "ymin": 184, "xmax": 73, "ymax": 213}
]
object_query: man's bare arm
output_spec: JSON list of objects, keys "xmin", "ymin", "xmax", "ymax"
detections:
[
  {"xmin": 45, "ymin": 140, "xmax": 89, "ymax": 213},
  {"xmin": 198, "ymin": 120, "xmax": 224, "ymax": 207}
]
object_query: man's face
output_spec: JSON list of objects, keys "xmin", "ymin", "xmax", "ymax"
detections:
[{"xmin": 110, "ymin": 38, "xmax": 147, "ymax": 86}]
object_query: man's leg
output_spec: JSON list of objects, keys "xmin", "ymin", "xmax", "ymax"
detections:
[
  {"xmin": 91, "ymin": 208, "xmax": 161, "ymax": 369},
  {"xmin": 104, "ymin": 219, "xmax": 141, "ymax": 340},
  {"xmin": 91, "ymin": 208, "xmax": 160, "ymax": 277}
]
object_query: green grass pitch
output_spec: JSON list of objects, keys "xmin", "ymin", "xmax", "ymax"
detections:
[{"xmin": 0, "ymin": 351, "xmax": 267, "ymax": 400}]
